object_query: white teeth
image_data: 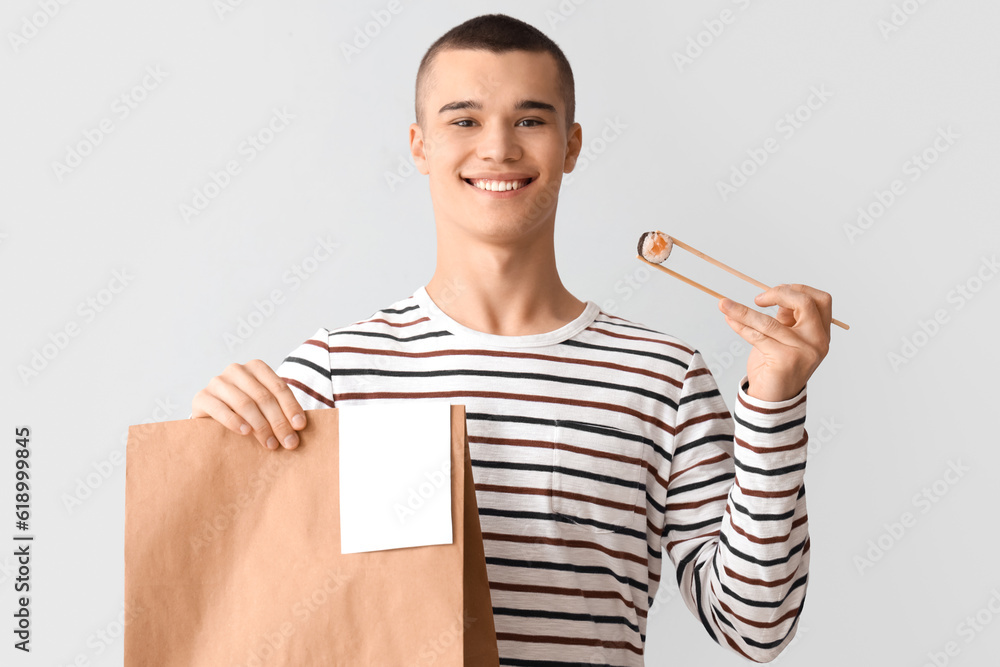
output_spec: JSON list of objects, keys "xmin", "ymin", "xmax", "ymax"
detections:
[{"xmin": 468, "ymin": 178, "xmax": 530, "ymax": 191}]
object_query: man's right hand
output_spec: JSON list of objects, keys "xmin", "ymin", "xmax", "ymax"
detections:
[{"xmin": 191, "ymin": 359, "xmax": 306, "ymax": 450}]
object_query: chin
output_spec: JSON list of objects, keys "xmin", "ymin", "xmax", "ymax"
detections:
[{"xmin": 459, "ymin": 213, "xmax": 552, "ymax": 243}]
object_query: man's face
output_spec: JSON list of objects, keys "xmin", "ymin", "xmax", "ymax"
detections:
[{"xmin": 410, "ymin": 48, "xmax": 582, "ymax": 244}]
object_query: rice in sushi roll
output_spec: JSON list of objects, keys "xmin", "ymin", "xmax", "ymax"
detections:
[{"xmin": 637, "ymin": 231, "xmax": 673, "ymax": 264}]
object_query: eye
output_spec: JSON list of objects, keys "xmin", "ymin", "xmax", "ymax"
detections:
[
  {"xmin": 517, "ymin": 119, "xmax": 544, "ymax": 127},
  {"xmin": 452, "ymin": 119, "xmax": 476, "ymax": 127}
]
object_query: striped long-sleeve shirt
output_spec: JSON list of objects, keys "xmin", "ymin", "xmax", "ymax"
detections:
[{"xmin": 275, "ymin": 285, "xmax": 810, "ymax": 666}]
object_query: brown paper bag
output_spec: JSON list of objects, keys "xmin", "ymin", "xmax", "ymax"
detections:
[{"xmin": 124, "ymin": 405, "xmax": 499, "ymax": 666}]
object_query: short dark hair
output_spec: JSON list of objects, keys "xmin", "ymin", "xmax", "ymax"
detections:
[{"xmin": 414, "ymin": 14, "xmax": 576, "ymax": 130}]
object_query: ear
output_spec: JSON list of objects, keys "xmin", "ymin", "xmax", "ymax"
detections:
[
  {"xmin": 409, "ymin": 122, "xmax": 430, "ymax": 175},
  {"xmin": 563, "ymin": 122, "xmax": 583, "ymax": 173}
]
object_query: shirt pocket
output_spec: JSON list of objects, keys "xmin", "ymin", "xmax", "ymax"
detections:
[{"xmin": 550, "ymin": 412, "xmax": 646, "ymax": 534}]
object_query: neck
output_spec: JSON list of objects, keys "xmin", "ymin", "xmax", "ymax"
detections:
[{"xmin": 425, "ymin": 221, "xmax": 586, "ymax": 337}]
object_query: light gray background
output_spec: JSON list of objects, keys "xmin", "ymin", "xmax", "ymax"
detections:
[{"xmin": 2, "ymin": 1, "xmax": 998, "ymax": 665}]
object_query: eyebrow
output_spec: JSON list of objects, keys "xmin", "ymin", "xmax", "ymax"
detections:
[{"xmin": 438, "ymin": 99, "xmax": 558, "ymax": 114}]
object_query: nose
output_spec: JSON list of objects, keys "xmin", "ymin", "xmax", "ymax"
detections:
[{"xmin": 475, "ymin": 121, "xmax": 521, "ymax": 163}]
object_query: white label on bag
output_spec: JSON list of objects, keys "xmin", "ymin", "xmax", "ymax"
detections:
[{"xmin": 339, "ymin": 401, "xmax": 453, "ymax": 554}]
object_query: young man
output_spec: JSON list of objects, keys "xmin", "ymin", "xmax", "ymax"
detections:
[{"xmin": 192, "ymin": 14, "xmax": 832, "ymax": 665}]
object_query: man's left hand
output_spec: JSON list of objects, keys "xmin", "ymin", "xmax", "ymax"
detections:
[{"xmin": 718, "ymin": 284, "xmax": 833, "ymax": 402}]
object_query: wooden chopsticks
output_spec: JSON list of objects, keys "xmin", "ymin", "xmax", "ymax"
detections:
[{"xmin": 637, "ymin": 231, "xmax": 850, "ymax": 331}]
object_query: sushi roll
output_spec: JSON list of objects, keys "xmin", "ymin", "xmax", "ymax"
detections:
[{"xmin": 637, "ymin": 231, "xmax": 673, "ymax": 264}]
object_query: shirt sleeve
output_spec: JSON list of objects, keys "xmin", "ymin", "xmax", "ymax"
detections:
[
  {"xmin": 274, "ymin": 327, "xmax": 336, "ymax": 410},
  {"xmin": 660, "ymin": 349, "xmax": 809, "ymax": 663}
]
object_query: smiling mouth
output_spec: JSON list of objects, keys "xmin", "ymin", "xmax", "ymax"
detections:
[{"xmin": 463, "ymin": 177, "xmax": 534, "ymax": 192}]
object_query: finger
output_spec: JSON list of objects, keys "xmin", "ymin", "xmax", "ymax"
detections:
[
  {"xmin": 719, "ymin": 297, "xmax": 799, "ymax": 348},
  {"xmin": 246, "ymin": 359, "xmax": 306, "ymax": 427},
  {"xmin": 750, "ymin": 299, "xmax": 796, "ymax": 328},
  {"xmin": 803, "ymin": 284, "xmax": 833, "ymax": 332},
  {"xmin": 209, "ymin": 372, "xmax": 276, "ymax": 449},
  {"xmin": 756, "ymin": 284, "xmax": 832, "ymax": 332},
  {"xmin": 771, "ymin": 305, "xmax": 797, "ymax": 328},
  {"xmin": 192, "ymin": 390, "xmax": 253, "ymax": 436},
  {"xmin": 722, "ymin": 311, "xmax": 786, "ymax": 357},
  {"xmin": 753, "ymin": 284, "xmax": 828, "ymax": 342},
  {"xmin": 225, "ymin": 361, "xmax": 302, "ymax": 450},
  {"xmin": 785, "ymin": 283, "xmax": 833, "ymax": 332}
]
